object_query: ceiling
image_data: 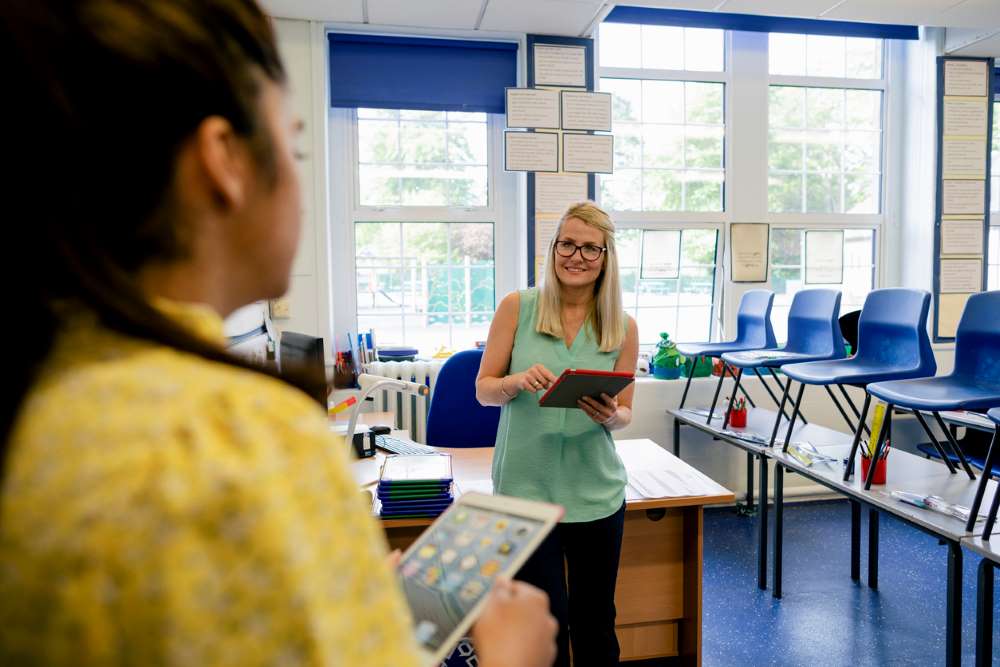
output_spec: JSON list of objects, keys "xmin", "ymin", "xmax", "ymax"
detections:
[{"xmin": 260, "ymin": 0, "xmax": 1000, "ymax": 43}]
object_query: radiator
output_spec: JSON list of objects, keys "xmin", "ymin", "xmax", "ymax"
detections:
[{"xmin": 363, "ymin": 360, "xmax": 445, "ymax": 443}]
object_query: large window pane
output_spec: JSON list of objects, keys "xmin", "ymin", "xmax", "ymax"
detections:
[
  {"xmin": 617, "ymin": 228, "xmax": 719, "ymax": 345},
  {"xmin": 600, "ymin": 23, "xmax": 724, "ymax": 72},
  {"xmin": 768, "ymin": 86, "xmax": 882, "ymax": 214},
  {"xmin": 355, "ymin": 222, "xmax": 495, "ymax": 354},
  {"xmin": 769, "ymin": 34, "xmax": 882, "ymax": 79},
  {"xmin": 601, "ymin": 78, "xmax": 725, "ymax": 212},
  {"xmin": 357, "ymin": 109, "xmax": 488, "ymax": 207}
]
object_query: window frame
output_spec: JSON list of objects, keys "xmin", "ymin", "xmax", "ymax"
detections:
[{"xmin": 329, "ymin": 107, "xmax": 520, "ymax": 351}]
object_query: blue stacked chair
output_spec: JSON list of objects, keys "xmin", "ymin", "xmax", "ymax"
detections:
[
  {"xmin": 979, "ymin": 408, "xmax": 1000, "ymax": 538},
  {"xmin": 780, "ymin": 289, "xmax": 939, "ymax": 474},
  {"xmin": 426, "ymin": 349, "xmax": 501, "ymax": 447},
  {"xmin": 721, "ymin": 288, "xmax": 845, "ymax": 446},
  {"xmin": 865, "ymin": 292, "xmax": 1000, "ymax": 521},
  {"xmin": 675, "ymin": 289, "xmax": 778, "ymax": 418}
]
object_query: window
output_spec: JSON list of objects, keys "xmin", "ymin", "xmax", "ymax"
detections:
[
  {"xmin": 599, "ymin": 22, "xmax": 724, "ymax": 72},
  {"xmin": 600, "ymin": 78, "xmax": 725, "ymax": 212},
  {"xmin": 769, "ymin": 228, "xmax": 876, "ymax": 341},
  {"xmin": 355, "ymin": 222, "xmax": 495, "ymax": 353},
  {"xmin": 767, "ymin": 36, "xmax": 884, "ymax": 214},
  {"xmin": 356, "ymin": 108, "xmax": 488, "ymax": 207},
  {"xmin": 990, "ymin": 102, "xmax": 999, "ymax": 288},
  {"xmin": 989, "ymin": 227, "xmax": 999, "ymax": 290},
  {"xmin": 345, "ymin": 108, "xmax": 502, "ymax": 355},
  {"xmin": 617, "ymin": 229, "xmax": 719, "ymax": 344}
]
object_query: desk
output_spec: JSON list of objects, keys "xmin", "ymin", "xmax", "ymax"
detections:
[
  {"xmin": 960, "ymin": 535, "xmax": 1000, "ymax": 667},
  {"xmin": 353, "ymin": 439, "xmax": 733, "ymax": 665}
]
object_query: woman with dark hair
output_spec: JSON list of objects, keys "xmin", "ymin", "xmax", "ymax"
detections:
[{"xmin": 0, "ymin": 1, "xmax": 556, "ymax": 665}]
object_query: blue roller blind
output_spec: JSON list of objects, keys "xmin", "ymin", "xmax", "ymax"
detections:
[
  {"xmin": 328, "ymin": 33, "xmax": 517, "ymax": 113},
  {"xmin": 605, "ymin": 6, "xmax": 918, "ymax": 40}
]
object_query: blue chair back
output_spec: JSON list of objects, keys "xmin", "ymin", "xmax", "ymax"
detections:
[
  {"xmin": 952, "ymin": 291, "xmax": 1000, "ymax": 389},
  {"xmin": 783, "ymin": 288, "xmax": 844, "ymax": 357},
  {"xmin": 733, "ymin": 289, "xmax": 778, "ymax": 348},
  {"xmin": 854, "ymin": 289, "xmax": 936, "ymax": 375},
  {"xmin": 426, "ymin": 349, "xmax": 501, "ymax": 448}
]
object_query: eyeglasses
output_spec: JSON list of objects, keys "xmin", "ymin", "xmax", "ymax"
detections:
[{"xmin": 554, "ymin": 240, "xmax": 606, "ymax": 261}]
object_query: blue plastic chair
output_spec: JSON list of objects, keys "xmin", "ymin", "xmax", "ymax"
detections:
[
  {"xmin": 780, "ymin": 290, "xmax": 940, "ymax": 469},
  {"xmin": 675, "ymin": 289, "xmax": 778, "ymax": 413},
  {"xmin": 719, "ymin": 288, "xmax": 844, "ymax": 442},
  {"xmin": 425, "ymin": 349, "xmax": 501, "ymax": 447},
  {"xmin": 978, "ymin": 408, "xmax": 1000, "ymax": 538},
  {"xmin": 865, "ymin": 292, "xmax": 1000, "ymax": 501}
]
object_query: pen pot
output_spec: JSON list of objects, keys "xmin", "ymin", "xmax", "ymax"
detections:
[
  {"xmin": 728, "ymin": 407, "xmax": 747, "ymax": 428},
  {"xmin": 861, "ymin": 455, "xmax": 887, "ymax": 485}
]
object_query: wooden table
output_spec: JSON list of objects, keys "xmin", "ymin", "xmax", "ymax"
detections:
[{"xmin": 352, "ymin": 438, "xmax": 733, "ymax": 666}]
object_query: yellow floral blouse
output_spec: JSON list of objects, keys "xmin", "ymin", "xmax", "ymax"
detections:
[{"xmin": 0, "ymin": 302, "xmax": 422, "ymax": 666}]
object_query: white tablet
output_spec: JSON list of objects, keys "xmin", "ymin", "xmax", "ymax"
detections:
[{"xmin": 397, "ymin": 492, "xmax": 563, "ymax": 664}]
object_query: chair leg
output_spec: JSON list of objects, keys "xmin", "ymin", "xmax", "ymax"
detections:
[
  {"xmin": 768, "ymin": 368, "xmax": 808, "ymax": 424},
  {"xmin": 737, "ymin": 379, "xmax": 756, "ymax": 409},
  {"xmin": 722, "ymin": 368, "xmax": 744, "ymax": 430},
  {"xmin": 864, "ymin": 403, "xmax": 892, "ymax": 490},
  {"xmin": 934, "ymin": 412, "xmax": 977, "ymax": 480},
  {"xmin": 844, "ymin": 394, "xmax": 872, "ymax": 481},
  {"xmin": 838, "ymin": 385, "xmax": 871, "ymax": 437},
  {"xmin": 966, "ymin": 430, "xmax": 1000, "ymax": 532},
  {"xmin": 782, "ymin": 382, "xmax": 807, "ymax": 453},
  {"xmin": 983, "ymin": 476, "xmax": 1000, "ymax": 538},
  {"xmin": 706, "ymin": 370, "xmax": 726, "ymax": 425},
  {"xmin": 753, "ymin": 368, "xmax": 791, "ymax": 420},
  {"xmin": 679, "ymin": 356, "xmax": 698, "ymax": 410},
  {"xmin": 768, "ymin": 377, "xmax": 793, "ymax": 448},
  {"xmin": 824, "ymin": 384, "xmax": 857, "ymax": 433},
  {"xmin": 913, "ymin": 410, "xmax": 958, "ymax": 474}
]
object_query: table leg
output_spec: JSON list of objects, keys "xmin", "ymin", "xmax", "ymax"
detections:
[
  {"xmin": 773, "ymin": 462, "xmax": 783, "ymax": 599},
  {"xmin": 746, "ymin": 451, "xmax": 755, "ymax": 511},
  {"xmin": 868, "ymin": 509, "xmax": 879, "ymax": 590},
  {"xmin": 758, "ymin": 455, "xmax": 768, "ymax": 590},
  {"xmin": 850, "ymin": 500, "xmax": 860, "ymax": 582},
  {"xmin": 946, "ymin": 541, "xmax": 963, "ymax": 667},
  {"xmin": 673, "ymin": 417, "xmax": 681, "ymax": 458},
  {"xmin": 976, "ymin": 559, "xmax": 994, "ymax": 667}
]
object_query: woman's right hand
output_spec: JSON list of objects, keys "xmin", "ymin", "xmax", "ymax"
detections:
[
  {"xmin": 508, "ymin": 364, "xmax": 558, "ymax": 394},
  {"xmin": 472, "ymin": 579, "xmax": 557, "ymax": 667}
]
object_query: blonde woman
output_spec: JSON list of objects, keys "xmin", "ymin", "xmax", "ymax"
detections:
[{"xmin": 477, "ymin": 201, "xmax": 639, "ymax": 667}]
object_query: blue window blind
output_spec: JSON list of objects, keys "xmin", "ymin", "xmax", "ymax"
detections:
[
  {"xmin": 328, "ymin": 33, "xmax": 517, "ymax": 114},
  {"xmin": 605, "ymin": 7, "xmax": 918, "ymax": 40}
]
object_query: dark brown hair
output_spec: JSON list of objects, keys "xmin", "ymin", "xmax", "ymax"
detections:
[{"xmin": 0, "ymin": 0, "xmax": 319, "ymax": 471}]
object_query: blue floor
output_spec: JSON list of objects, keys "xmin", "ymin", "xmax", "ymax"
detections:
[{"xmin": 701, "ymin": 499, "xmax": 999, "ymax": 666}]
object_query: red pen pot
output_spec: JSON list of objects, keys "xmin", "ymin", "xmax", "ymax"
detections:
[
  {"xmin": 728, "ymin": 407, "xmax": 747, "ymax": 428},
  {"xmin": 861, "ymin": 456, "xmax": 887, "ymax": 485}
]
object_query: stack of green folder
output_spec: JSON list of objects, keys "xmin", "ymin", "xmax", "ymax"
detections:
[{"xmin": 377, "ymin": 454, "xmax": 454, "ymax": 519}]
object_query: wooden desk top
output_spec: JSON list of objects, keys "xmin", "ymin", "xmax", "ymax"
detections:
[{"xmin": 352, "ymin": 438, "xmax": 734, "ymax": 529}]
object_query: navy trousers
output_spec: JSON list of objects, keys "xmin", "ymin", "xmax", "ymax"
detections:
[{"xmin": 516, "ymin": 502, "xmax": 626, "ymax": 667}]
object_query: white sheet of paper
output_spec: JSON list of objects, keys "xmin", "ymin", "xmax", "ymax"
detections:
[
  {"xmin": 944, "ymin": 60, "xmax": 988, "ymax": 97},
  {"xmin": 640, "ymin": 230, "xmax": 681, "ymax": 279},
  {"xmin": 937, "ymin": 293, "xmax": 970, "ymax": 338},
  {"xmin": 939, "ymin": 258, "xmax": 983, "ymax": 293},
  {"xmin": 561, "ymin": 91, "xmax": 612, "ymax": 131},
  {"xmin": 506, "ymin": 88, "xmax": 560, "ymax": 129},
  {"xmin": 534, "ymin": 171, "xmax": 589, "ymax": 214},
  {"xmin": 730, "ymin": 223, "xmax": 769, "ymax": 282},
  {"xmin": 533, "ymin": 44, "xmax": 586, "ymax": 87},
  {"xmin": 562, "ymin": 133, "xmax": 613, "ymax": 173},
  {"xmin": 942, "ymin": 139, "xmax": 987, "ymax": 178},
  {"xmin": 505, "ymin": 131, "xmax": 558, "ymax": 172},
  {"xmin": 534, "ymin": 215, "xmax": 559, "ymax": 268},
  {"xmin": 942, "ymin": 179, "xmax": 985, "ymax": 215},
  {"xmin": 805, "ymin": 230, "xmax": 844, "ymax": 284},
  {"xmin": 940, "ymin": 219, "xmax": 984, "ymax": 255},
  {"xmin": 943, "ymin": 97, "xmax": 989, "ymax": 136}
]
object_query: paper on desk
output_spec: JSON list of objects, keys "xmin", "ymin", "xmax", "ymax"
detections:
[
  {"xmin": 454, "ymin": 479, "xmax": 493, "ymax": 496},
  {"xmin": 626, "ymin": 468, "xmax": 721, "ymax": 499}
]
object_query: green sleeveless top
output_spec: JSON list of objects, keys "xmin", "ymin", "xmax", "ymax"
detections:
[{"xmin": 491, "ymin": 288, "xmax": 627, "ymax": 523}]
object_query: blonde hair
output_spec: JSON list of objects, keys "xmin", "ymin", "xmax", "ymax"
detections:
[{"xmin": 536, "ymin": 201, "xmax": 625, "ymax": 352}]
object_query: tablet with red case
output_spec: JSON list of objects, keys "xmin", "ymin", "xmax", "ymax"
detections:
[{"xmin": 537, "ymin": 368, "xmax": 635, "ymax": 408}]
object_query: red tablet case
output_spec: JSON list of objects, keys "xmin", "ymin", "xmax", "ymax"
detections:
[{"xmin": 538, "ymin": 369, "xmax": 635, "ymax": 409}]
